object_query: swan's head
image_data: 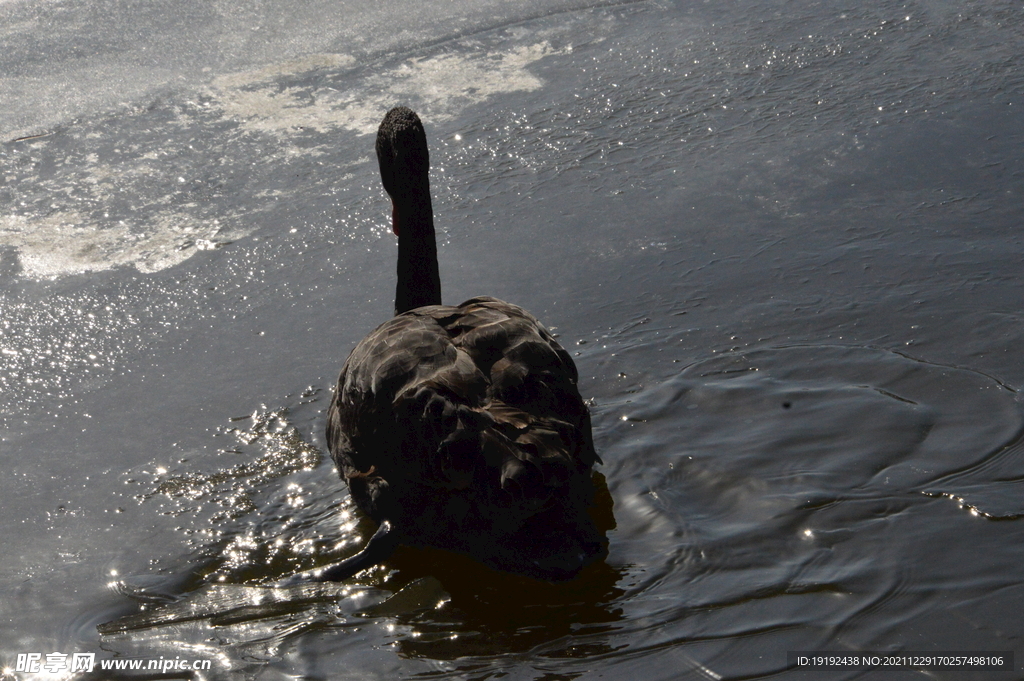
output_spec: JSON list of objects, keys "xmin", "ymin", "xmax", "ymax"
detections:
[{"xmin": 376, "ymin": 107, "xmax": 430, "ymax": 236}]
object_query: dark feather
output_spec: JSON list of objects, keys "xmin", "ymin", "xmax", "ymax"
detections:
[{"xmin": 329, "ymin": 297, "xmax": 605, "ymax": 579}]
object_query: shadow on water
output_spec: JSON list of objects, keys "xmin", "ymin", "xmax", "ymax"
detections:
[
  {"xmin": 377, "ymin": 476, "xmax": 622, "ymax": 661},
  {"xmin": 372, "ymin": 548, "xmax": 626, "ymax": 660}
]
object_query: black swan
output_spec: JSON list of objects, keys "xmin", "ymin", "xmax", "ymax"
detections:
[{"xmin": 309, "ymin": 107, "xmax": 607, "ymax": 582}]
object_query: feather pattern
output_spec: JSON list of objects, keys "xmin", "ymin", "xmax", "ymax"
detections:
[{"xmin": 328, "ymin": 297, "xmax": 604, "ymax": 578}]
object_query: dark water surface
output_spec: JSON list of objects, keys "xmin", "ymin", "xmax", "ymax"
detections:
[{"xmin": 2, "ymin": 0, "xmax": 1024, "ymax": 679}]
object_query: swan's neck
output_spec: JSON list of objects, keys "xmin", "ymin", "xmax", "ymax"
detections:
[{"xmin": 394, "ymin": 182, "xmax": 441, "ymax": 315}]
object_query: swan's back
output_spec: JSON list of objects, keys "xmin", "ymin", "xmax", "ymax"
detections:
[{"xmin": 328, "ymin": 296, "xmax": 604, "ymax": 579}]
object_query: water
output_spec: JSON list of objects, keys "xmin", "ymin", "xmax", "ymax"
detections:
[{"xmin": 2, "ymin": 0, "xmax": 1023, "ymax": 678}]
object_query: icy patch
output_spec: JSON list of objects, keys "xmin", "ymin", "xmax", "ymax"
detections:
[
  {"xmin": 0, "ymin": 212, "xmax": 232, "ymax": 279},
  {"xmin": 0, "ymin": 39, "xmax": 565, "ymax": 280},
  {"xmin": 211, "ymin": 43, "xmax": 564, "ymax": 136},
  {"xmin": 214, "ymin": 53, "xmax": 358, "ymax": 91}
]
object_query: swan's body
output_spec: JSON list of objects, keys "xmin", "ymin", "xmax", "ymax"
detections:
[{"xmin": 314, "ymin": 108, "xmax": 606, "ymax": 582}]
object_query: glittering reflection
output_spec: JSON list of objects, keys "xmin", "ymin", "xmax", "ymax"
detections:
[
  {"xmin": 94, "ymin": 579, "xmax": 374, "ymax": 679},
  {"xmin": 131, "ymin": 406, "xmax": 320, "ymax": 524},
  {"xmin": 99, "ymin": 580, "xmax": 365, "ymax": 634},
  {"xmin": 0, "ymin": 289, "xmax": 140, "ymax": 422},
  {"xmin": 116, "ymin": 403, "xmax": 367, "ymax": 591},
  {"xmin": 922, "ymin": 436, "xmax": 1024, "ymax": 520},
  {"xmin": 95, "ymin": 400, "xmax": 383, "ymax": 672}
]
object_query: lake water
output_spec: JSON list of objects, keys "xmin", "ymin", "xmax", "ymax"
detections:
[{"xmin": 2, "ymin": 0, "xmax": 1024, "ymax": 679}]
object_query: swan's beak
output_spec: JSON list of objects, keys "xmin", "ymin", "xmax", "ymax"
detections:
[{"xmin": 391, "ymin": 202, "xmax": 400, "ymax": 237}]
